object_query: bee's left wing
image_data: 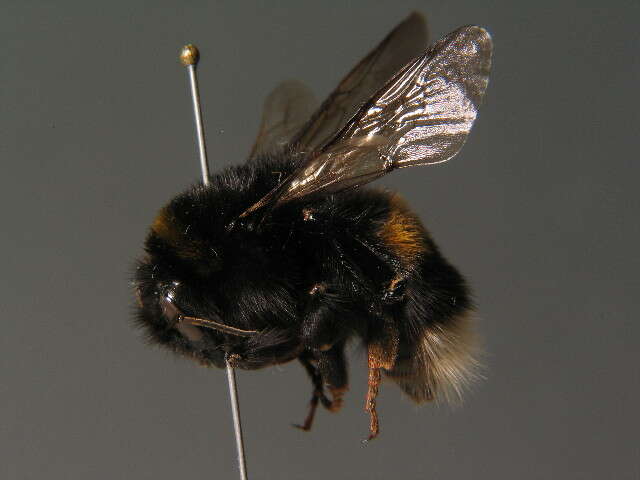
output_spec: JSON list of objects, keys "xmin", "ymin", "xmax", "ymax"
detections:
[
  {"xmin": 291, "ymin": 12, "xmax": 429, "ymax": 153},
  {"xmin": 247, "ymin": 80, "xmax": 318, "ymax": 161},
  {"xmin": 241, "ymin": 26, "xmax": 492, "ymax": 217}
]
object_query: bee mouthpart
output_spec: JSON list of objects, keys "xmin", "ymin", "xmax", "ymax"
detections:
[{"xmin": 177, "ymin": 314, "xmax": 258, "ymax": 337}]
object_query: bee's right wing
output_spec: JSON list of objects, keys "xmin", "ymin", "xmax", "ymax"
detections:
[{"xmin": 291, "ymin": 12, "xmax": 429, "ymax": 152}]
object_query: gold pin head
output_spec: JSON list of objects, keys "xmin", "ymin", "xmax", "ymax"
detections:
[{"xmin": 180, "ymin": 44, "xmax": 200, "ymax": 66}]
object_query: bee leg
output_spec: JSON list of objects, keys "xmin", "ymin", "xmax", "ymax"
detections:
[
  {"xmin": 301, "ymin": 282, "xmax": 350, "ymax": 350},
  {"xmin": 294, "ymin": 353, "xmax": 330, "ymax": 431},
  {"xmin": 365, "ymin": 345, "xmax": 383, "ymax": 441},
  {"xmin": 364, "ymin": 318, "xmax": 399, "ymax": 441},
  {"xmin": 294, "ymin": 343, "xmax": 349, "ymax": 430},
  {"xmin": 381, "ymin": 274, "xmax": 408, "ymax": 305},
  {"xmin": 316, "ymin": 342, "xmax": 348, "ymax": 413}
]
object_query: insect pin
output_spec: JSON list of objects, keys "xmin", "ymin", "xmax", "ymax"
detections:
[{"xmin": 181, "ymin": 43, "xmax": 249, "ymax": 479}]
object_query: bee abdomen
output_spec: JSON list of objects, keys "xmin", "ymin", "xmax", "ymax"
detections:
[
  {"xmin": 385, "ymin": 310, "xmax": 480, "ymax": 404},
  {"xmin": 376, "ymin": 195, "xmax": 479, "ymax": 404},
  {"xmin": 377, "ymin": 194, "xmax": 429, "ymax": 268}
]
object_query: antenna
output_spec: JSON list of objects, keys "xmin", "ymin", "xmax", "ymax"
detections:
[{"xmin": 180, "ymin": 43, "xmax": 249, "ymax": 480}]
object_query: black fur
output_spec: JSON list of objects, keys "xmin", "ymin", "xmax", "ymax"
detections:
[{"xmin": 133, "ymin": 148, "xmax": 471, "ymax": 415}]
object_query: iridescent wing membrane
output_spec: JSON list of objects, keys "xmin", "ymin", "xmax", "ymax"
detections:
[
  {"xmin": 248, "ymin": 12, "xmax": 428, "ymax": 161},
  {"xmin": 243, "ymin": 18, "xmax": 492, "ymax": 217},
  {"xmin": 292, "ymin": 12, "xmax": 430, "ymax": 153}
]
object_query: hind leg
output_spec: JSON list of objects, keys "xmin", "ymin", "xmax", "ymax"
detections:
[
  {"xmin": 363, "ymin": 311, "xmax": 401, "ymax": 440},
  {"xmin": 365, "ymin": 346, "xmax": 383, "ymax": 440}
]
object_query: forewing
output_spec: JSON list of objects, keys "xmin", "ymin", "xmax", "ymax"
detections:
[
  {"xmin": 291, "ymin": 12, "xmax": 429, "ymax": 152},
  {"xmin": 247, "ymin": 80, "xmax": 317, "ymax": 160},
  {"xmin": 241, "ymin": 136, "xmax": 387, "ymax": 215},
  {"xmin": 339, "ymin": 25, "xmax": 492, "ymax": 169},
  {"xmin": 241, "ymin": 26, "xmax": 492, "ymax": 216}
]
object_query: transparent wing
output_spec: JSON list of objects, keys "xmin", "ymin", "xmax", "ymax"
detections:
[
  {"xmin": 247, "ymin": 80, "xmax": 317, "ymax": 160},
  {"xmin": 291, "ymin": 12, "xmax": 429, "ymax": 152},
  {"xmin": 241, "ymin": 26, "xmax": 492, "ymax": 217},
  {"xmin": 339, "ymin": 25, "xmax": 492, "ymax": 169}
]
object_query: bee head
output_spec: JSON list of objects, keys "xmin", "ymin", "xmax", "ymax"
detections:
[
  {"xmin": 131, "ymin": 181, "xmax": 292, "ymax": 367},
  {"xmin": 131, "ymin": 185, "xmax": 251, "ymax": 367},
  {"xmin": 132, "ymin": 251, "xmax": 232, "ymax": 368}
]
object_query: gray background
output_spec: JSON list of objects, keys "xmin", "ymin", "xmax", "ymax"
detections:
[{"xmin": 2, "ymin": 1, "xmax": 639, "ymax": 479}]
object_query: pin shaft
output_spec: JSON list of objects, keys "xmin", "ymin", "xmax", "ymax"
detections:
[
  {"xmin": 181, "ymin": 43, "xmax": 248, "ymax": 480},
  {"xmin": 182, "ymin": 45, "xmax": 210, "ymax": 186},
  {"xmin": 226, "ymin": 361, "xmax": 249, "ymax": 480}
]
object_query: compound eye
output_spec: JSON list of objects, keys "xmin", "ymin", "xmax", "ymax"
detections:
[
  {"xmin": 160, "ymin": 295, "xmax": 180, "ymax": 323},
  {"xmin": 160, "ymin": 281, "xmax": 181, "ymax": 322},
  {"xmin": 160, "ymin": 282, "xmax": 204, "ymax": 342}
]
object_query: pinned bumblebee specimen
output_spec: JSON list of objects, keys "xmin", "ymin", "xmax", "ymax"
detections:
[{"xmin": 133, "ymin": 13, "xmax": 492, "ymax": 440}]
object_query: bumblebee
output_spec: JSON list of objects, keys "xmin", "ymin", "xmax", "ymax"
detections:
[{"xmin": 133, "ymin": 13, "xmax": 492, "ymax": 439}]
